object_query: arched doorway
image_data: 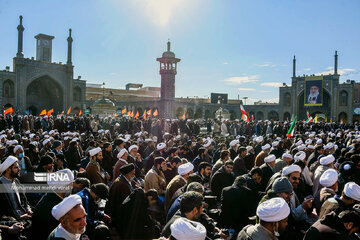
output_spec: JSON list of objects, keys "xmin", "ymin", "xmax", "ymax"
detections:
[
  {"xmin": 204, "ymin": 109, "xmax": 212, "ymax": 119},
  {"xmin": 339, "ymin": 112, "xmax": 347, "ymax": 124},
  {"xmin": 176, "ymin": 107, "xmax": 184, "ymax": 118},
  {"xmin": 283, "ymin": 112, "xmax": 291, "ymax": 121},
  {"xmin": 73, "ymin": 107, "xmax": 80, "ymax": 115},
  {"xmin": 28, "ymin": 105, "xmax": 37, "ymax": 115},
  {"xmin": 268, "ymin": 110, "xmax": 279, "ymax": 121},
  {"xmin": 3, "ymin": 80, "xmax": 14, "ymax": 98},
  {"xmin": 186, "ymin": 108, "xmax": 194, "ymax": 119},
  {"xmin": 256, "ymin": 111, "xmax": 264, "ymax": 120},
  {"xmin": 194, "ymin": 107, "xmax": 203, "ymax": 119},
  {"xmin": 26, "ymin": 76, "xmax": 63, "ymax": 114}
]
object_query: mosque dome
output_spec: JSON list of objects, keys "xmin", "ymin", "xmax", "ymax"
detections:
[
  {"xmin": 162, "ymin": 41, "xmax": 175, "ymax": 58},
  {"xmin": 93, "ymin": 96, "xmax": 115, "ymax": 107},
  {"xmin": 162, "ymin": 51, "xmax": 175, "ymax": 58},
  {"xmin": 91, "ymin": 96, "xmax": 116, "ymax": 116}
]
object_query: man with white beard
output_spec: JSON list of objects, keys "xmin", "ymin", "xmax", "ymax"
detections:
[
  {"xmin": 48, "ymin": 194, "xmax": 87, "ymax": 240},
  {"xmin": 307, "ymin": 85, "xmax": 321, "ymax": 104}
]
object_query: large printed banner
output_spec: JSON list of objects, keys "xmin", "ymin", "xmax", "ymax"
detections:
[{"xmin": 305, "ymin": 76, "xmax": 323, "ymax": 106}]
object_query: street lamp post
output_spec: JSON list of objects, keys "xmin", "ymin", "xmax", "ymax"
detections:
[{"xmin": 243, "ymin": 97, "xmax": 248, "ymax": 105}]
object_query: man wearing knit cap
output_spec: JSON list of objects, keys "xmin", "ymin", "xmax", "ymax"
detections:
[
  {"xmin": 48, "ymin": 195, "xmax": 87, "ymax": 240},
  {"xmin": 238, "ymin": 197, "xmax": 290, "ymax": 239},
  {"xmin": 255, "ymin": 143, "xmax": 271, "ymax": 167},
  {"xmin": 106, "ymin": 163, "xmax": 137, "ymax": 234},
  {"xmin": 259, "ymin": 154, "xmax": 276, "ymax": 191},
  {"xmin": 170, "ymin": 217, "xmax": 206, "ymax": 240},
  {"xmin": 273, "ymin": 152, "xmax": 293, "ymax": 173},
  {"xmin": 77, "ymin": 183, "xmax": 111, "ymax": 238},
  {"xmin": 313, "ymin": 168, "xmax": 338, "ymax": 215},
  {"xmin": 165, "ymin": 162, "xmax": 194, "ymax": 211},
  {"xmin": 320, "ymin": 181, "xmax": 360, "ymax": 219},
  {"xmin": 313, "ymin": 154, "xmax": 336, "ymax": 195},
  {"xmin": 86, "ymin": 147, "xmax": 109, "ymax": 184}
]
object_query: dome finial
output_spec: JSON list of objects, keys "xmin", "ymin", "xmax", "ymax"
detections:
[{"xmin": 167, "ymin": 39, "xmax": 170, "ymax": 51}]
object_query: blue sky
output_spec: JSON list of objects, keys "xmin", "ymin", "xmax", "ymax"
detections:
[{"xmin": 0, "ymin": 0, "xmax": 359, "ymax": 104}]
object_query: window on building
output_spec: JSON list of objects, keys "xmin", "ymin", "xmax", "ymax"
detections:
[
  {"xmin": 340, "ymin": 91, "xmax": 348, "ymax": 106},
  {"xmin": 3, "ymin": 80, "xmax": 14, "ymax": 98},
  {"xmin": 285, "ymin": 93, "xmax": 291, "ymax": 107},
  {"xmin": 73, "ymin": 87, "xmax": 81, "ymax": 102}
]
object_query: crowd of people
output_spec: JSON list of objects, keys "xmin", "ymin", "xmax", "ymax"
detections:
[{"xmin": 0, "ymin": 114, "xmax": 360, "ymax": 239}]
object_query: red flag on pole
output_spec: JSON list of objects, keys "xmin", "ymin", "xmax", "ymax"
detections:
[
  {"xmin": 135, "ymin": 111, "xmax": 139, "ymax": 119},
  {"xmin": 240, "ymin": 104, "xmax": 250, "ymax": 122}
]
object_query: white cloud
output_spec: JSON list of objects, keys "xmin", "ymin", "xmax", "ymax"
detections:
[
  {"xmin": 109, "ymin": 72, "xmax": 121, "ymax": 76},
  {"xmin": 260, "ymin": 82, "xmax": 283, "ymax": 88},
  {"xmin": 314, "ymin": 67, "xmax": 356, "ymax": 76},
  {"xmin": 238, "ymin": 88, "xmax": 256, "ymax": 91},
  {"xmin": 303, "ymin": 68, "xmax": 311, "ymax": 71},
  {"xmin": 255, "ymin": 62, "xmax": 276, "ymax": 67},
  {"xmin": 222, "ymin": 75, "xmax": 260, "ymax": 85},
  {"xmin": 223, "ymin": 62, "xmax": 229, "ymax": 65}
]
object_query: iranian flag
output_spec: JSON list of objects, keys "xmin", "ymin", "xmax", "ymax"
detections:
[
  {"xmin": 287, "ymin": 115, "xmax": 297, "ymax": 137},
  {"xmin": 240, "ymin": 104, "xmax": 250, "ymax": 122},
  {"xmin": 306, "ymin": 111, "xmax": 313, "ymax": 123}
]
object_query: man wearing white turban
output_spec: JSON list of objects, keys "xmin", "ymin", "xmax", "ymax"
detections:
[
  {"xmin": 0, "ymin": 156, "xmax": 32, "ymax": 221},
  {"xmin": 238, "ymin": 198, "xmax": 290, "ymax": 239},
  {"xmin": 320, "ymin": 181, "xmax": 360, "ymax": 219},
  {"xmin": 313, "ymin": 155, "xmax": 336, "ymax": 195},
  {"xmin": 86, "ymin": 147, "xmax": 109, "ymax": 185},
  {"xmin": 313, "ymin": 168, "xmax": 338, "ymax": 215},
  {"xmin": 255, "ymin": 144, "xmax": 271, "ymax": 167},
  {"xmin": 48, "ymin": 195, "xmax": 87, "ymax": 240}
]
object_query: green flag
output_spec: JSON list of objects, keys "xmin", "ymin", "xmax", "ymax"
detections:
[{"xmin": 287, "ymin": 115, "xmax": 297, "ymax": 137}]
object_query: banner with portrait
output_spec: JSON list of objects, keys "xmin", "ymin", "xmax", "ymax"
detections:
[{"xmin": 304, "ymin": 76, "xmax": 323, "ymax": 106}]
